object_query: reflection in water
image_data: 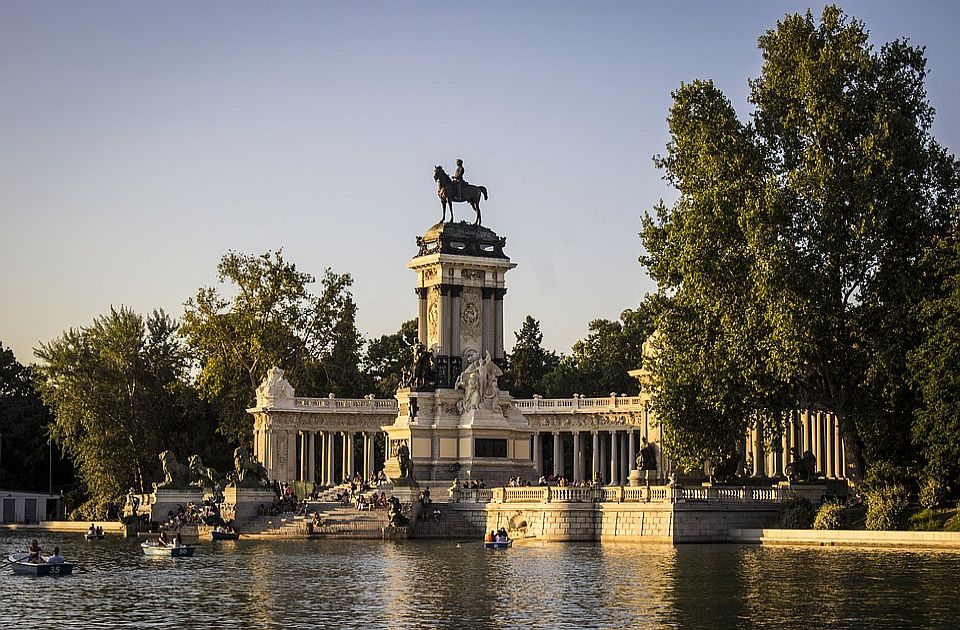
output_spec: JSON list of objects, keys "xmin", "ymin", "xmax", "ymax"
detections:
[{"xmin": 1, "ymin": 532, "xmax": 959, "ymax": 629}]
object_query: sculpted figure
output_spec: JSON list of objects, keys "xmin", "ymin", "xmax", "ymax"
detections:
[
  {"xmin": 397, "ymin": 443, "xmax": 414, "ymax": 480},
  {"xmin": 406, "ymin": 342, "xmax": 435, "ymax": 389},
  {"xmin": 387, "ymin": 496, "xmax": 409, "ymax": 528},
  {"xmin": 154, "ymin": 451, "xmax": 193, "ymax": 490},
  {"xmin": 456, "ymin": 350, "xmax": 502, "ymax": 412},
  {"xmin": 188, "ymin": 455, "xmax": 221, "ymax": 492},
  {"xmin": 256, "ymin": 367, "xmax": 295, "ymax": 405},
  {"xmin": 228, "ymin": 446, "xmax": 272, "ymax": 488},
  {"xmin": 434, "ymin": 164, "xmax": 488, "ymax": 225}
]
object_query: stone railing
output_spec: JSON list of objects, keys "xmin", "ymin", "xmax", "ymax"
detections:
[
  {"xmin": 512, "ymin": 395, "xmax": 646, "ymax": 414},
  {"xmin": 449, "ymin": 484, "xmax": 792, "ymax": 504},
  {"xmin": 294, "ymin": 397, "xmax": 399, "ymax": 413}
]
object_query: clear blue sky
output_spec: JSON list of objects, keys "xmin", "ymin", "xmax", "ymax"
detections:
[{"xmin": 2, "ymin": 1, "xmax": 959, "ymax": 364}]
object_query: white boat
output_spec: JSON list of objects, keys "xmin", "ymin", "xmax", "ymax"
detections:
[
  {"xmin": 6, "ymin": 553, "xmax": 74, "ymax": 576},
  {"xmin": 141, "ymin": 542, "xmax": 196, "ymax": 557}
]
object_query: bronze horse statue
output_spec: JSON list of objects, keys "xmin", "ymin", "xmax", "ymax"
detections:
[{"xmin": 434, "ymin": 165, "xmax": 488, "ymax": 225}]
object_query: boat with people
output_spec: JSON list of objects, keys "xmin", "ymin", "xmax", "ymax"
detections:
[
  {"xmin": 141, "ymin": 541, "xmax": 197, "ymax": 557},
  {"xmin": 6, "ymin": 553, "xmax": 74, "ymax": 576},
  {"xmin": 484, "ymin": 539, "xmax": 513, "ymax": 550},
  {"xmin": 211, "ymin": 527, "xmax": 239, "ymax": 541},
  {"xmin": 85, "ymin": 523, "xmax": 105, "ymax": 540},
  {"xmin": 483, "ymin": 528, "xmax": 513, "ymax": 549}
]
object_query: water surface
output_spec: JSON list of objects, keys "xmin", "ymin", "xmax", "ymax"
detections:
[{"xmin": 2, "ymin": 532, "xmax": 958, "ymax": 628}]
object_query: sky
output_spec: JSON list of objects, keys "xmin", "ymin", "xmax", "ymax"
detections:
[{"xmin": 2, "ymin": 1, "xmax": 959, "ymax": 365}]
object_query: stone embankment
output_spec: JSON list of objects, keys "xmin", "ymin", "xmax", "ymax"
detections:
[{"xmin": 729, "ymin": 528, "xmax": 960, "ymax": 549}]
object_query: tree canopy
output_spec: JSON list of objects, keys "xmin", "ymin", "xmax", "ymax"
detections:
[
  {"xmin": 180, "ymin": 250, "xmax": 359, "ymax": 445},
  {"xmin": 34, "ymin": 308, "xmax": 202, "ymax": 517},
  {"xmin": 641, "ymin": 6, "xmax": 960, "ymax": 479},
  {"xmin": 505, "ymin": 316, "xmax": 560, "ymax": 398}
]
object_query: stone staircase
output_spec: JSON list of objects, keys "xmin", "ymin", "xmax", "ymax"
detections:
[
  {"xmin": 310, "ymin": 505, "xmax": 391, "ymax": 538},
  {"xmin": 241, "ymin": 514, "xmax": 312, "ymax": 538}
]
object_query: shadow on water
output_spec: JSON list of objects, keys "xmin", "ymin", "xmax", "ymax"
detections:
[{"xmin": 2, "ymin": 532, "xmax": 960, "ymax": 629}]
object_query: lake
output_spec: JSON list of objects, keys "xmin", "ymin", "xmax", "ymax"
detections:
[{"xmin": 2, "ymin": 532, "xmax": 958, "ymax": 628}]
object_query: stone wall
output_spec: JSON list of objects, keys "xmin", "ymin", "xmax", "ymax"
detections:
[{"xmin": 438, "ymin": 500, "xmax": 780, "ymax": 543}]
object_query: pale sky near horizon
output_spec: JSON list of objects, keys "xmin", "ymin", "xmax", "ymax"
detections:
[{"xmin": 2, "ymin": 1, "xmax": 959, "ymax": 365}]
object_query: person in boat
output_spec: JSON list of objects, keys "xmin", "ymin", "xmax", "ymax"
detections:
[
  {"xmin": 28, "ymin": 539, "xmax": 42, "ymax": 563},
  {"xmin": 173, "ymin": 533, "xmax": 183, "ymax": 548},
  {"xmin": 46, "ymin": 546, "xmax": 65, "ymax": 564},
  {"xmin": 96, "ymin": 526, "xmax": 103, "ymax": 536},
  {"xmin": 87, "ymin": 523, "xmax": 96, "ymax": 536},
  {"xmin": 484, "ymin": 530, "xmax": 495, "ymax": 543},
  {"xmin": 158, "ymin": 531, "xmax": 169, "ymax": 546}
]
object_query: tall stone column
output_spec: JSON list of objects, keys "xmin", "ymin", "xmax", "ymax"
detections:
[
  {"xmin": 308, "ymin": 432, "xmax": 316, "ymax": 484},
  {"xmin": 438, "ymin": 285, "xmax": 451, "ymax": 357},
  {"xmin": 493, "ymin": 288, "xmax": 507, "ymax": 361},
  {"xmin": 450, "ymin": 285, "xmax": 462, "ymax": 358},
  {"xmin": 628, "ymin": 431, "xmax": 637, "ymax": 472},
  {"xmin": 572, "ymin": 432, "xmax": 581, "ymax": 483},
  {"xmin": 592, "ymin": 432, "xmax": 600, "ymax": 483},
  {"xmin": 825, "ymin": 415, "xmax": 835, "ymax": 478},
  {"xmin": 609, "ymin": 431, "xmax": 618, "ymax": 485},
  {"xmin": 326, "ymin": 432, "xmax": 335, "ymax": 486},
  {"xmin": 834, "ymin": 419, "xmax": 844, "ymax": 480},
  {"xmin": 481, "ymin": 287, "xmax": 495, "ymax": 359},
  {"xmin": 416, "ymin": 287, "xmax": 428, "ymax": 345},
  {"xmin": 620, "ymin": 433, "xmax": 629, "ymax": 482},
  {"xmin": 553, "ymin": 432, "xmax": 562, "ymax": 477},
  {"xmin": 287, "ymin": 430, "xmax": 297, "ymax": 483},
  {"xmin": 533, "ymin": 433, "xmax": 542, "ymax": 474},
  {"xmin": 600, "ymin": 433, "xmax": 609, "ymax": 484},
  {"xmin": 803, "ymin": 411, "xmax": 812, "ymax": 454}
]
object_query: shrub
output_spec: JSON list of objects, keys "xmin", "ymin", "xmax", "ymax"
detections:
[
  {"xmin": 777, "ymin": 494, "xmax": 815, "ymax": 529},
  {"xmin": 865, "ymin": 484, "xmax": 910, "ymax": 531},
  {"xmin": 919, "ymin": 477, "xmax": 948, "ymax": 510},
  {"xmin": 908, "ymin": 508, "xmax": 949, "ymax": 531},
  {"xmin": 813, "ymin": 502, "xmax": 844, "ymax": 530}
]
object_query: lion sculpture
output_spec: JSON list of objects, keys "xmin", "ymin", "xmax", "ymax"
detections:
[
  {"xmin": 227, "ymin": 446, "xmax": 271, "ymax": 488},
  {"xmin": 188, "ymin": 455, "xmax": 221, "ymax": 492},
  {"xmin": 154, "ymin": 450, "xmax": 192, "ymax": 490}
]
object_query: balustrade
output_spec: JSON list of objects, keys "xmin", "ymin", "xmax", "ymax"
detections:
[{"xmin": 452, "ymin": 484, "xmax": 790, "ymax": 505}]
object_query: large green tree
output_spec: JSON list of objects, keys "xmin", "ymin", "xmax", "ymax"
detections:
[
  {"xmin": 0, "ymin": 342, "xmax": 72, "ymax": 491},
  {"xmin": 34, "ymin": 308, "xmax": 200, "ymax": 517},
  {"xmin": 181, "ymin": 250, "xmax": 358, "ymax": 444},
  {"xmin": 505, "ymin": 316, "xmax": 560, "ymax": 398},
  {"xmin": 641, "ymin": 6, "xmax": 959, "ymax": 479},
  {"xmin": 540, "ymin": 306, "xmax": 653, "ymax": 398},
  {"xmin": 363, "ymin": 319, "xmax": 418, "ymax": 398}
]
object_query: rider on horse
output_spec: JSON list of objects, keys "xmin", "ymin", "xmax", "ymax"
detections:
[{"xmin": 453, "ymin": 159, "xmax": 465, "ymax": 200}]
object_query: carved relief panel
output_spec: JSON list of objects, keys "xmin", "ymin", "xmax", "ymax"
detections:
[
  {"xmin": 460, "ymin": 286, "xmax": 482, "ymax": 359},
  {"xmin": 427, "ymin": 287, "xmax": 441, "ymax": 350}
]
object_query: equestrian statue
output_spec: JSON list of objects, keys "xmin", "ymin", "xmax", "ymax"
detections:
[{"xmin": 434, "ymin": 160, "xmax": 488, "ymax": 225}]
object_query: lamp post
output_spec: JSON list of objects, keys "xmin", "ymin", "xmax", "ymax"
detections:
[{"xmin": 48, "ymin": 437, "xmax": 52, "ymax": 496}]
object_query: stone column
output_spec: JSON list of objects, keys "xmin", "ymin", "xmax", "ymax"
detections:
[
  {"xmin": 450, "ymin": 285, "xmax": 462, "ymax": 358},
  {"xmin": 803, "ymin": 411, "xmax": 812, "ymax": 454},
  {"xmin": 553, "ymin": 432, "xmax": 562, "ymax": 477},
  {"xmin": 533, "ymin": 433, "xmax": 542, "ymax": 474},
  {"xmin": 834, "ymin": 419, "xmax": 844, "ymax": 480},
  {"xmin": 572, "ymin": 432, "xmax": 581, "ymax": 483},
  {"xmin": 592, "ymin": 432, "xmax": 600, "ymax": 483},
  {"xmin": 287, "ymin": 430, "xmax": 297, "ymax": 483},
  {"xmin": 773, "ymin": 433, "xmax": 784, "ymax": 478},
  {"xmin": 481, "ymin": 288, "xmax": 494, "ymax": 358},
  {"xmin": 438, "ymin": 285, "xmax": 451, "ymax": 357},
  {"xmin": 416, "ymin": 287, "xmax": 429, "ymax": 345},
  {"xmin": 628, "ymin": 431, "xmax": 637, "ymax": 472},
  {"xmin": 825, "ymin": 415, "xmax": 835, "ymax": 478},
  {"xmin": 493, "ymin": 288, "xmax": 507, "ymax": 361},
  {"xmin": 600, "ymin": 433, "xmax": 609, "ymax": 484},
  {"xmin": 308, "ymin": 432, "xmax": 316, "ymax": 484},
  {"xmin": 621, "ymin": 433, "xmax": 629, "ymax": 483},
  {"xmin": 326, "ymin": 431, "xmax": 335, "ymax": 486},
  {"xmin": 299, "ymin": 432, "xmax": 308, "ymax": 481},
  {"xmin": 609, "ymin": 431, "xmax": 619, "ymax": 485}
]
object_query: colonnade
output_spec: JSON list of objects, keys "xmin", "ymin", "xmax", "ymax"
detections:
[
  {"xmin": 743, "ymin": 410, "xmax": 845, "ymax": 479},
  {"xmin": 530, "ymin": 429, "xmax": 667, "ymax": 485},
  {"xmin": 256, "ymin": 430, "xmax": 387, "ymax": 486}
]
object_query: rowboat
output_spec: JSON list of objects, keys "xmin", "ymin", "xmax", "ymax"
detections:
[
  {"xmin": 484, "ymin": 539, "xmax": 513, "ymax": 550},
  {"xmin": 6, "ymin": 554, "xmax": 74, "ymax": 576},
  {"xmin": 211, "ymin": 530, "xmax": 239, "ymax": 541},
  {"xmin": 141, "ymin": 542, "xmax": 197, "ymax": 557},
  {"xmin": 84, "ymin": 532, "xmax": 105, "ymax": 540}
]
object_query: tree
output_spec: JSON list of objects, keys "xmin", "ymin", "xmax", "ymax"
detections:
[
  {"xmin": 909, "ymin": 238, "xmax": 960, "ymax": 487},
  {"xmin": 0, "ymin": 342, "xmax": 72, "ymax": 491},
  {"xmin": 641, "ymin": 6, "xmax": 959, "ymax": 479},
  {"xmin": 363, "ymin": 319, "xmax": 418, "ymax": 398},
  {"xmin": 34, "ymin": 308, "xmax": 198, "ymax": 517},
  {"xmin": 505, "ymin": 316, "xmax": 560, "ymax": 398},
  {"xmin": 540, "ymin": 306, "xmax": 653, "ymax": 398},
  {"xmin": 181, "ymin": 250, "xmax": 358, "ymax": 444}
]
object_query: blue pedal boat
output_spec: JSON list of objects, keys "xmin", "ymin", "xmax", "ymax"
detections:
[
  {"xmin": 141, "ymin": 542, "xmax": 196, "ymax": 557},
  {"xmin": 7, "ymin": 554, "xmax": 75, "ymax": 576},
  {"xmin": 483, "ymin": 539, "xmax": 513, "ymax": 550}
]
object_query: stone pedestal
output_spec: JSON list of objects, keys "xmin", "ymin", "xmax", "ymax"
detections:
[
  {"xmin": 148, "ymin": 489, "xmax": 205, "ymax": 523},
  {"xmin": 221, "ymin": 486, "xmax": 277, "ymax": 522},
  {"xmin": 628, "ymin": 469, "xmax": 642, "ymax": 487}
]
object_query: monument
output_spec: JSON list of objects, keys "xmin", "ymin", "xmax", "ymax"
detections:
[{"xmin": 382, "ymin": 162, "xmax": 537, "ymax": 484}]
